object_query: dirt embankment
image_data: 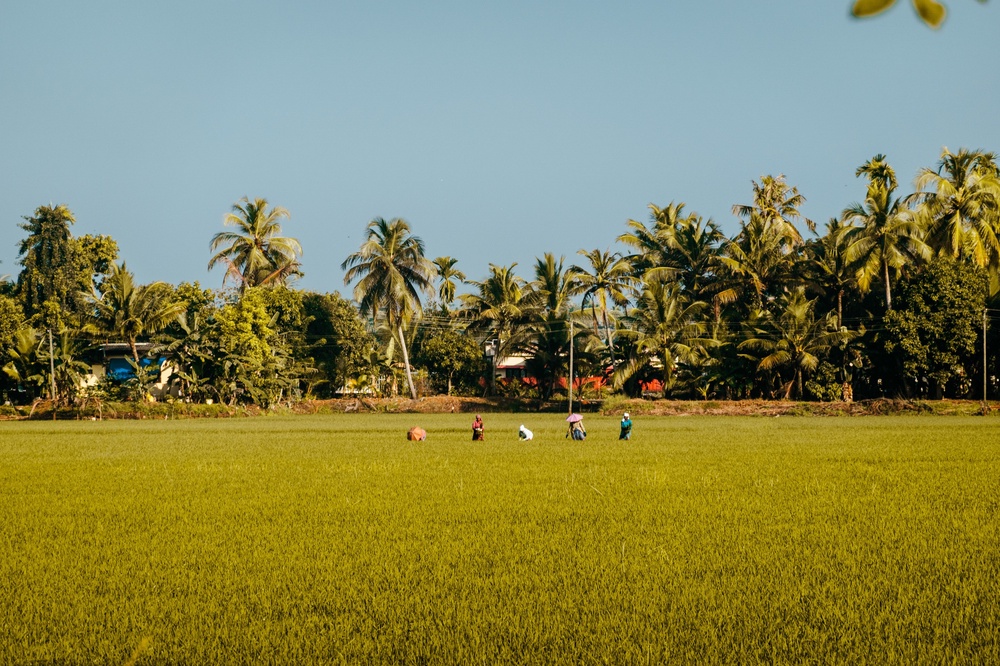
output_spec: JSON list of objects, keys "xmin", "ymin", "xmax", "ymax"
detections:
[
  {"xmin": 5, "ymin": 396, "xmax": 995, "ymax": 420},
  {"xmin": 297, "ymin": 396, "xmax": 996, "ymax": 417}
]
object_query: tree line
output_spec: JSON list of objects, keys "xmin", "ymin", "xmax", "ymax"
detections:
[{"xmin": 3, "ymin": 147, "xmax": 999, "ymax": 407}]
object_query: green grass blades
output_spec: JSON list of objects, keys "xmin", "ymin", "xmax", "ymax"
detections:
[{"xmin": 2, "ymin": 415, "xmax": 1000, "ymax": 664}]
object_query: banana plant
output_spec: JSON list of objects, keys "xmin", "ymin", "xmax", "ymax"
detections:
[{"xmin": 2, "ymin": 328, "xmax": 47, "ymax": 401}]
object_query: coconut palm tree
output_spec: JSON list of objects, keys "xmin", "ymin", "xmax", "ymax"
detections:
[
  {"xmin": 460, "ymin": 263, "xmax": 531, "ymax": 393},
  {"xmin": 732, "ymin": 174, "xmax": 814, "ymax": 245},
  {"xmin": 571, "ymin": 248, "xmax": 632, "ymax": 365},
  {"xmin": 842, "ymin": 155, "xmax": 929, "ymax": 310},
  {"xmin": 432, "ymin": 256, "xmax": 466, "ymax": 312},
  {"xmin": 617, "ymin": 201, "xmax": 688, "ymax": 280},
  {"xmin": 84, "ymin": 262, "xmax": 187, "ymax": 363},
  {"xmin": 668, "ymin": 214, "xmax": 728, "ymax": 300},
  {"xmin": 739, "ymin": 290, "xmax": 854, "ymax": 400},
  {"xmin": 718, "ymin": 177, "xmax": 810, "ymax": 314},
  {"xmin": 613, "ymin": 276, "xmax": 716, "ymax": 396},
  {"xmin": 912, "ymin": 148, "xmax": 1000, "ymax": 271},
  {"xmin": 208, "ymin": 197, "xmax": 303, "ymax": 292},
  {"xmin": 341, "ymin": 217, "xmax": 434, "ymax": 399},
  {"xmin": 718, "ymin": 213, "xmax": 795, "ymax": 312},
  {"xmin": 522, "ymin": 254, "xmax": 580, "ymax": 399},
  {"xmin": 460, "ymin": 263, "xmax": 530, "ymax": 360},
  {"xmin": 805, "ymin": 218, "xmax": 859, "ymax": 329}
]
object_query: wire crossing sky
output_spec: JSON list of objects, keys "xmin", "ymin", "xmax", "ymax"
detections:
[{"xmin": 2, "ymin": 1, "xmax": 998, "ymax": 295}]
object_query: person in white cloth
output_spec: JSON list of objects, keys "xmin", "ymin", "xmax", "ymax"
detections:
[{"xmin": 518, "ymin": 424, "xmax": 533, "ymax": 440}]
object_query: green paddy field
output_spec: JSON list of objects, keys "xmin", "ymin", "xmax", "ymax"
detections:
[{"xmin": 2, "ymin": 414, "xmax": 999, "ymax": 664}]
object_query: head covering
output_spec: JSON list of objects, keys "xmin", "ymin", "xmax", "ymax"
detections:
[{"xmin": 623, "ymin": 412, "xmax": 629, "ymax": 419}]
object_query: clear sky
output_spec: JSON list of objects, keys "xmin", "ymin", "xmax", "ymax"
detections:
[{"xmin": 2, "ymin": 1, "xmax": 998, "ymax": 296}]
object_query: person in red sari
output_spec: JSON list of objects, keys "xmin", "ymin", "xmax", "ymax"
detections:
[{"xmin": 472, "ymin": 414, "xmax": 485, "ymax": 441}]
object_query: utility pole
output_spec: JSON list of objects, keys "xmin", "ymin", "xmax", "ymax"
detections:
[
  {"xmin": 984, "ymin": 308, "xmax": 988, "ymax": 409},
  {"xmin": 48, "ymin": 329, "xmax": 56, "ymax": 400},
  {"xmin": 568, "ymin": 311, "xmax": 574, "ymax": 416},
  {"xmin": 48, "ymin": 329, "xmax": 57, "ymax": 419}
]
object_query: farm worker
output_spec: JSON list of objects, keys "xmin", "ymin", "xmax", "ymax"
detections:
[
  {"xmin": 407, "ymin": 426, "xmax": 426, "ymax": 441},
  {"xmin": 472, "ymin": 414, "xmax": 485, "ymax": 441},
  {"xmin": 567, "ymin": 419, "xmax": 586, "ymax": 441},
  {"xmin": 619, "ymin": 412, "xmax": 632, "ymax": 440},
  {"xmin": 519, "ymin": 424, "xmax": 533, "ymax": 441}
]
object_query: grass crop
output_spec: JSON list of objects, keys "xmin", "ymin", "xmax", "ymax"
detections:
[{"xmin": 2, "ymin": 414, "xmax": 999, "ymax": 664}]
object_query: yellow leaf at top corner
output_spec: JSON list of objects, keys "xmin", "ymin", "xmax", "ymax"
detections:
[
  {"xmin": 913, "ymin": 0, "xmax": 947, "ymax": 27},
  {"xmin": 852, "ymin": 0, "xmax": 898, "ymax": 17}
]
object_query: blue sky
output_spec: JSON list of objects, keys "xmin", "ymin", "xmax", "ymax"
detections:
[{"xmin": 2, "ymin": 1, "xmax": 998, "ymax": 296}]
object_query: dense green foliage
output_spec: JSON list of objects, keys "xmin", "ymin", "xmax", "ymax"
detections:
[
  {"xmin": 4, "ymin": 148, "xmax": 1000, "ymax": 407},
  {"xmin": 884, "ymin": 259, "xmax": 988, "ymax": 396},
  {"xmin": 414, "ymin": 327, "xmax": 485, "ymax": 395},
  {"xmin": 2, "ymin": 415, "xmax": 999, "ymax": 663},
  {"xmin": 303, "ymin": 291, "xmax": 379, "ymax": 397}
]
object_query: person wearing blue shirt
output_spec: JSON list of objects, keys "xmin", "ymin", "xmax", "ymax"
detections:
[{"xmin": 619, "ymin": 412, "xmax": 632, "ymax": 440}]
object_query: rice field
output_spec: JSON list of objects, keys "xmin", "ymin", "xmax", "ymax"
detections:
[{"xmin": 2, "ymin": 414, "xmax": 999, "ymax": 664}]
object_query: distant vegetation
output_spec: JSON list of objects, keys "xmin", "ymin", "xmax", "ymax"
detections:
[{"xmin": 3, "ymin": 147, "xmax": 1000, "ymax": 408}]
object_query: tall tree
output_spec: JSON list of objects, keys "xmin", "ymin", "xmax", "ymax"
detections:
[
  {"xmin": 341, "ymin": 217, "xmax": 434, "ymax": 399},
  {"xmin": 432, "ymin": 256, "xmax": 466, "ymax": 312},
  {"xmin": 804, "ymin": 218, "xmax": 858, "ymax": 329},
  {"xmin": 208, "ymin": 197, "xmax": 303, "ymax": 292},
  {"xmin": 732, "ymin": 174, "xmax": 814, "ymax": 246},
  {"xmin": 571, "ymin": 248, "xmax": 632, "ymax": 366},
  {"xmin": 414, "ymin": 329, "xmax": 483, "ymax": 396},
  {"xmin": 718, "ymin": 214, "xmax": 795, "ymax": 312},
  {"xmin": 84, "ymin": 262, "xmax": 186, "ymax": 363},
  {"xmin": 883, "ymin": 258, "xmax": 988, "ymax": 398},
  {"xmin": 613, "ymin": 276, "xmax": 715, "ymax": 396},
  {"xmin": 617, "ymin": 201, "xmax": 688, "ymax": 282},
  {"xmin": 75, "ymin": 235, "xmax": 120, "ymax": 294},
  {"xmin": 302, "ymin": 291, "xmax": 379, "ymax": 397},
  {"xmin": 460, "ymin": 263, "xmax": 531, "ymax": 363},
  {"xmin": 739, "ymin": 291, "xmax": 853, "ymax": 400},
  {"xmin": 842, "ymin": 155, "xmax": 928, "ymax": 310},
  {"xmin": 668, "ymin": 214, "xmax": 727, "ymax": 300},
  {"xmin": 718, "ymin": 176, "xmax": 811, "ymax": 313},
  {"xmin": 16, "ymin": 204, "xmax": 80, "ymax": 316},
  {"xmin": 912, "ymin": 148, "xmax": 1000, "ymax": 272},
  {"xmin": 522, "ymin": 254, "xmax": 579, "ymax": 400}
]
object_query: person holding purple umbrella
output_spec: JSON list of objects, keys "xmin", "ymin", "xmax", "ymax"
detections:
[{"xmin": 566, "ymin": 413, "xmax": 586, "ymax": 440}]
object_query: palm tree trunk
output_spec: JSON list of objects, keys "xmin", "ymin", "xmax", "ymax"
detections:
[
  {"xmin": 602, "ymin": 308, "xmax": 616, "ymax": 366},
  {"xmin": 837, "ymin": 289, "xmax": 844, "ymax": 330},
  {"xmin": 398, "ymin": 324, "xmax": 418, "ymax": 399},
  {"xmin": 883, "ymin": 260, "xmax": 892, "ymax": 310}
]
